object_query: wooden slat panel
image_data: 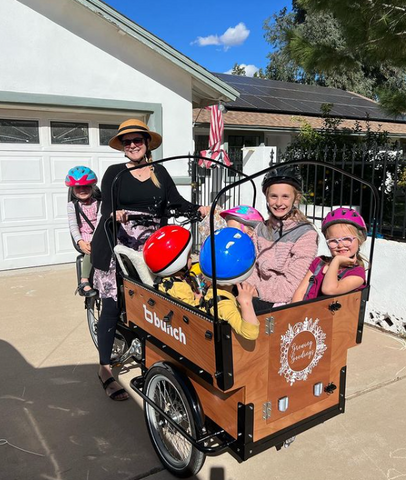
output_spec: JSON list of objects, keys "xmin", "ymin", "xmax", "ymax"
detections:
[{"xmin": 124, "ymin": 280, "xmax": 217, "ymax": 375}]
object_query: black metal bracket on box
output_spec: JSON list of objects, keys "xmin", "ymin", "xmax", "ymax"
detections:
[{"xmin": 213, "ymin": 321, "xmax": 234, "ymax": 391}]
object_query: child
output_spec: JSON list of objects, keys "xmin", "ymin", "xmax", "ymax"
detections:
[
  {"xmin": 219, "ymin": 205, "xmax": 264, "ymax": 237},
  {"xmin": 246, "ymin": 164, "xmax": 318, "ymax": 305},
  {"xmin": 199, "ymin": 227, "xmax": 260, "ymax": 340},
  {"xmin": 143, "ymin": 225, "xmax": 202, "ymax": 306},
  {"xmin": 292, "ymin": 208, "xmax": 367, "ymax": 302},
  {"xmin": 66, "ymin": 166, "xmax": 100, "ymax": 297}
]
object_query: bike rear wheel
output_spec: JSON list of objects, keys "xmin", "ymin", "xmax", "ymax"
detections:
[{"xmin": 85, "ymin": 296, "xmax": 127, "ymax": 362}]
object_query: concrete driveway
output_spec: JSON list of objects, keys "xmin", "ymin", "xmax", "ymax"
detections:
[{"xmin": 1, "ymin": 263, "xmax": 406, "ymax": 480}]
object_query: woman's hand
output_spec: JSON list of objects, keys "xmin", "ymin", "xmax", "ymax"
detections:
[
  {"xmin": 78, "ymin": 240, "xmax": 91, "ymax": 255},
  {"xmin": 114, "ymin": 210, "xmax": 128, "ymax": 223},
  {"xmin": 198, "ymin": 205, "xmax": 210, "ymax": 218}
]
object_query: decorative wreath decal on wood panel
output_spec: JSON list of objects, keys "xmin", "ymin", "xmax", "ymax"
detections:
[{"xmin": 278, "ymin": 317, "xmax": 327, "ymax": 385}]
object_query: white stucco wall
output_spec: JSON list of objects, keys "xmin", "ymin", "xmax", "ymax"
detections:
[
  {"xmin": 0, "ymin": 0, "xmax": 194, "ymax": 175},
  {"xmin": 365, "ymin": 238, "xmax": 406, "ymax": 336}
]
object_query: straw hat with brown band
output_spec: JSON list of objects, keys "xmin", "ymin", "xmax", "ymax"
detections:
[{"xmin": 109, "ymin": 119, "xmax": 162, "ymax": 151}]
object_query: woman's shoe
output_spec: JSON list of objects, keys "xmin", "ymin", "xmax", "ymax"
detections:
[
  {"xmin": 98, "ymin": 375, "xmax": 129, "ymax": 401},
  {"xmin": 76, "ymin": 282, "xmax": 98, "ymax": 297}
]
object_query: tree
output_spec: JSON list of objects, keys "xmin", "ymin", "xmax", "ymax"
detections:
[
  {"xmin": 287, "ymin": 0, "xmax": 406, "ymax": 115},
  {"xmin": 230, "ymin": 63, "xmax": 246, "ymax": 76}
]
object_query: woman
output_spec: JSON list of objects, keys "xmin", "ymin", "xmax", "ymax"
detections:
[
  {"xmin": 91, "ymin": 119, "xmax": 208, "ymax": 400},
  {"xmin": 246, "ymin": 164, "xmax": 318, "ymax": 306}
]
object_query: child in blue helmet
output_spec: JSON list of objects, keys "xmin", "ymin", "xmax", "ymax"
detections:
[
  {"xmin": 66, "ymin": 166, "xmax": 100, "ymax": 297},
  {"xmin": 200, "ymin": 227, "xmax": 260, "ymax": 340}
]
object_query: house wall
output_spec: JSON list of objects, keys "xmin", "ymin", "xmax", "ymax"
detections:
[
  {"xmin": 365, "ymin": 238, "xmax": 406, "ymax": 336},
  {"xmin": 0, "ymin": 0, "xmax": 194, "ymax": 171}
]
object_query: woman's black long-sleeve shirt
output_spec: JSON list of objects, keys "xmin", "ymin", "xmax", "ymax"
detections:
[{"xmin": 91, "ymin": 162, "xmax": 198, "ymax": 271}]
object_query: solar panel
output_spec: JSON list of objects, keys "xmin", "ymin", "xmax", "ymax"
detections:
[{"xmin": 214, "ymin": 73, "xmax": 405, "ymax": 123}]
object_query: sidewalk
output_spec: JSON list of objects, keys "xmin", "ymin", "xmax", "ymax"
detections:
[{"xmin": 1, "ymin": 263, "xmax": 405, "ymax": 480}]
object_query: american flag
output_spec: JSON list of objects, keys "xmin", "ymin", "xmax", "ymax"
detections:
[{"xmin": 199, "ymin": 105, "xmax": 232, "ymax": 169}]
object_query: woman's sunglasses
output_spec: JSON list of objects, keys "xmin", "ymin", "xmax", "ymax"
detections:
[
  {"xmin": 326, "ymin": 236, "xmax": 357, "ymax": 248},
  {"xmin": 122, "ymin": 136, "xmax": 145, "ymax": 147}
]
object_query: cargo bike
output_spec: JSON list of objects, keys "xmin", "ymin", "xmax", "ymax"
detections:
[{"xmin": 82, "ymin": 156, "xmax": 379, "ymax": 477}]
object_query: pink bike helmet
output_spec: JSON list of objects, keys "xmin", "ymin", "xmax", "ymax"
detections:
[
  {"xmin": 143, "ymin": 225, "xmax": 192, "ymax": 277},
  {"xmin": 322, "ymin": 208, "xmax": 367, "ymax": 239},
  {"xmin": 65, "ymin": 166, "xmax": 97, "ymax": 186},
  {"xmin": 220, "ymin": 205, "xmax": 264, "ymax": 228}
]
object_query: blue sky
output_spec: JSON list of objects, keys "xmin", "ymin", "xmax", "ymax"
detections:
[{"xmin": 103, "ymin": 0, "xmax": 291, "ymax": 76}]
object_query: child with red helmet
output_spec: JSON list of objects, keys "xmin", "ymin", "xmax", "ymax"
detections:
[
  {"xmin": 66, "ymin": 166, "xmax": 100, "ymax": 297},
  {"xmin": 143, "ymin": 225, "xmax": 202, "ymax": 306},
  {"xmin": 292, "ymin": 207, "xmax": 367, "ymax": 302}
]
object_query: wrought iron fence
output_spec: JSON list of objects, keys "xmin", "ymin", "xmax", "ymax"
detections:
[
  {"xmin": 190, "ymin": 142, "xmax": 406, "ymax": 243},
  {"xmin": 282, "ymin": 143, "xmax": 406, "ymax": 240}
]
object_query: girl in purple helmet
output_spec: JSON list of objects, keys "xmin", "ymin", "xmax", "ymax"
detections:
[
  {"xmin": 66, "ymin": 166, "xmax": 100, "ymax": 297},
  {"xmin": 292, "ymin": 208, "xmax": 367, "ymax": 302}
]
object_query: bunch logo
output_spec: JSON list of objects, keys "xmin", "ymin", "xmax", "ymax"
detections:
[
  {"xmin": 143, "ymin": 305, "xmax": 186, "ymax": 345},
  {"xmin": 278, "ymin": 317, "xmax": 327, "ymax": 385}
]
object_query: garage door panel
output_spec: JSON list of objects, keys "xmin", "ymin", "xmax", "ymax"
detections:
[
  {"xmin": 53, "ymin": 192, "xmax": 69, "ymax": 220},
  {"xmin": 0, "ymin": 156, "xmax": 44, "ymax": 184},
  {"xmin": 2, "ymin": 229, "xmax": 49, "ymax": 259},
  {"xmin": 1, "ymin": 194, "xmax": 47, "ymax": 223},
  {"xmin": 97, "ymin": 156, "xmax": 125, "ymax": 179},
  {"xmin": 55, "ymin": 227, "xmax": 75, "ymax": 254}
]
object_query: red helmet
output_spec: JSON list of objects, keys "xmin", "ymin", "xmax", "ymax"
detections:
[
  {"xmin": 322, "ymin": 208, "xmax": 367, "ymax": 239},
  {"xmin": 143, "ymin": 226, "xmax": 192, "ymax": 277}
]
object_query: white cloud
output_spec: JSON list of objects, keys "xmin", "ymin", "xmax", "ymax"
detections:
[
  {"xmin": 224, "ymin": 64, "xmax": 259, "ymax": 77},
  {"xmin": 191, "ymin": 22, "xmax": 250, "ymax": 50}
]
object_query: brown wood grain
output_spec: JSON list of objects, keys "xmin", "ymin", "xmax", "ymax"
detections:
[
  {"xmin": 124, "ymin": 280, "xmax": 217, "ymax": 375},
  {"xmin": 126, "ymin": 279, "xmax": 363, "ymax": 443}
]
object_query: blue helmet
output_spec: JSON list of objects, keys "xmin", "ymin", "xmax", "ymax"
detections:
[
  {"xmin": 65, "ymin": 166, "xmax": 97, "ymax": 186},
  {"xmin": 199, "ymin": 227, "xmax": 256, "ymax": 285}
]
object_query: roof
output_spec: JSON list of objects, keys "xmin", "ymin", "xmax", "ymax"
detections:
[
  {"xmin": 213, "ymin": 73, "xmax": 406, "ymax": 124},
  {"xmin": 193, "ymin": 109, "xmax": 406, "ymax": 136},
  {"xmin": 72, "ymin": 0, "xmax": 239, "ymax": 107}
]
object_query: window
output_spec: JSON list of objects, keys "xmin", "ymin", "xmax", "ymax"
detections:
[
  {"xmin": 0, "ymin": 119, "xmax": 39, "ymax": 143},
  {"xmin": 50, "ymin": 121, "xmax": 89, "ymax": 145},
  {"xmin": 99, "ymin": 124, "xmax": 119, "ymax": 146}
]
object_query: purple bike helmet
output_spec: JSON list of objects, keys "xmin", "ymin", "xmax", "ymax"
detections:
[
  {"xmin": 220, "ymin": 205, "xmax": 264, "ymax": 228},
  {"xmin": 322, "ymin": 208, "xmax": 367, "ymax": 239}
]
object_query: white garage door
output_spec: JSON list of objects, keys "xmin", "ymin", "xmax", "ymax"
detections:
[{"xmin": 0, "ymin": 108, "xmax": 145, "ymax": 270}]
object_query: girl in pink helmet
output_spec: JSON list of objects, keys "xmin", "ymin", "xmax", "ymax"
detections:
[
  {"xmin": 219, "ymin": 205, "xmax": 264, "ymax": 237},
  {"xmin": 292, "ymin": 207, "xmax": 367, "ymax": 302},
  {"xmin": 66, "ymin": 166, "xmax": 100, "ymax": 297}
]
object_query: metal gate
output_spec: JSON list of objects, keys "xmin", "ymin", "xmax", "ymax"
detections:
[{"xmin": 189, "ymin": 157, "xmax": 243, "ymax": 250}]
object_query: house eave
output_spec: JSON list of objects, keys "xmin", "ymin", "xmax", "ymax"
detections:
[{"xmin": 73, "ymin": 0, "xmax": 239, "ymax": 104}]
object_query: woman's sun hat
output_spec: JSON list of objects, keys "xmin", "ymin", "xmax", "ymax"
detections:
[{"xmin": 109, "ymin": 119, "xmax": 162, "ymax": 151}]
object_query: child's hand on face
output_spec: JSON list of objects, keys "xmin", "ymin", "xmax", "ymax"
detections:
[
  {"xmin": 331, "ymin": 254, "xmax": 357, "ymax": 268},
  {"xmin": 236, "ymin": 282, "xmax": 256, "ymax": 306},
  {"xmin": 78, "ymin": 240, "xmax": 91, "ymax": 255},
  {"xmin": 194, "ymin": 292, "xmax": 202, "ymax": 301}
]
